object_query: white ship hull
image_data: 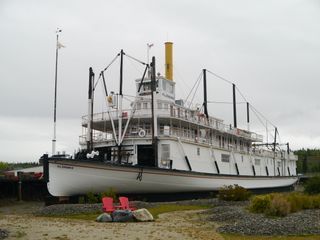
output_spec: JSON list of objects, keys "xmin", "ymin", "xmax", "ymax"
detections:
[{"xmin": 47, "ymin": 160, "xmax": 298, "ymax": 197}]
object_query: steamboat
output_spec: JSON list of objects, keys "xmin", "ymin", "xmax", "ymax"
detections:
[{"xmin": 42, "ymin": 42, "xmax": 298, "ymax": 197}]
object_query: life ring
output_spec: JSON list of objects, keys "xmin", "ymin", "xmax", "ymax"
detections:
[{"xmin": 138, "ymin": 129, "xmax": 146, "ymax": 137}]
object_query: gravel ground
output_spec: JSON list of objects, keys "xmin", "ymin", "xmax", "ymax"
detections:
[
  {"xmin": 30, "ymin": 198, "xmax": 320, "ymax": 236},
  {"xmin": 208, "ymin": 203, "xmax": 320, "ymax": 236},
  {"xmin": 35, "ymin": 203, "xmax": 103, "ymax": 216},
  {"xmin": 1, "ymin": 202, "xmax": 221, "ymax": 240},
  {"xmin": 35, "ymin": 198, "xmax": 219, "ymax": 216}
]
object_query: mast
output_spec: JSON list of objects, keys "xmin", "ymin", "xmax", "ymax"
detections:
[
  {"xmin": 203, "ymin": 69, "xmax": 209, "ymax": 118},
  {"xmin": 273, "ymin": 127, "xmax": 277, "ymax": 152},
  {"xmin": 247, "ymin": 102, "xmax": 250, "ymax": 131},
  {"xmin": 151, "ymin": 56, "xmax": 158, "ymax": 166},
  {"xmin": 118, "ymin": 49, "xmax": 124, "ymax": 162},
  {"xmin": 232, "ymin": 83, "xmax": 237, "ymax": 128},
  {"xmin": 52, "ymin": 28, "xmax": 62, "ymax": 155},
  {"xmin": 273, "ymin": 127, "xmax": 277, "ymax": 176},
  {"xmin": 87, "ymin": 67, "xmax": 94, "ymax": 152}
]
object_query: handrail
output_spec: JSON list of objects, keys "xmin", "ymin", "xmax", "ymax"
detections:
[{"xmin": 81, "ymin": 105, "xmax": 263, "ymax": 142}]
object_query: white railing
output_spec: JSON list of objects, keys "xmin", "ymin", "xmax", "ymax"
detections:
[{"xmin": 82, "ymin": 103, "xmax": 263, "ymax": 142}]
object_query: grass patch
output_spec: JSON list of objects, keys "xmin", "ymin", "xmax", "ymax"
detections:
[
  {"xmin": 222, "ymin": 234, "xmax": 320, "ymax": 240},
  {"xmin": 13, "ymin": 231, "xmax": 27, "ymax": 238},
  {"xmin": 147, "ymin": 204, "xmax": 211, "ymax": 219}
]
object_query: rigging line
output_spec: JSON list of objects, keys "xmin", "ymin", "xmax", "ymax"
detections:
[
  {"xmin": 185, "ymin": 71, "xmax": 202, "ymax": 103},
  {"xmin": 102, "ymin": 53, "xmax": 120, "ymax": 72},
  {"xmin": 249, "ymin": 104, "xmax": 276, "ymax": 128},
  {"xmin": 122, "ymin": 93, "xmax": 145, "ymax": 100},
  {"xmin": 124, "ymin": 52, "xmax": 147, "ymax": 66},
  {"xmin": 123, "ymin": 95, "xmax": 134, "ymax": 103},
  {"xmin": 189, "ymin": 74, "xmax": 202, "ymax": 109},
  {"xmin": 235, "ymin": 85, "xmax": 278, "ymax": 132},
  {"xmin": 126, "ymin": 55, "xmax": 147, "ymax": 75},
  {"xmin": 249, "ymin": 105, "xmax": 267, "ymax": 129},
  {"xmin": 235, "ymin": 86, "xmax": 248, "ymax": 102},
  {"xmin": 206, "ymin": 69, "xmax": 234, "ymax": 85},
  {"xmin": 207, "ymin": 101, "xmax": 247, "ymax": 104},
  {"xmin": 93, "ymin": 73, "xmax": 101, "ymax": 90}
]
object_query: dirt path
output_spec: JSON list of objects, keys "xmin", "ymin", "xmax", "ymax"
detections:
[{"xmin": 0, "ymin": 202, "xmax": 223, "ymax": 240}]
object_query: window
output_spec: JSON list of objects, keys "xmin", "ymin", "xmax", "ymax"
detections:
[
  {"xmin": 167, "ymin": 83, "xmax": 173, "ymax": 93},
  {"xmin": 218, "ymin": 136, "xmax": 222, "ymax": 148},
  {"xmin": 221, "ymin": 154, "xmax": 230, "ymax": 162},
  {"xmin": 197, "ymin": 147, "xmax": 200, "ymax": 156},
  {"xmin": 143, "ymin": 102, "xmax": 148, "ymax": 109},
  {"xmin": 164, "ymin": 103, "xmax": 168, "ymax": 110},
  {"xmin": 161, "ymin": 144, "xmax": 170, "ymax": 160},
  {"xmin": 136, "ymin": 103, "xmax": 141, "ymax": 110},
  {"xmin": 143, "ymin": 82, "xmax": 151, "ymax": 91},
  {"xmin": 255, "ymin": 159, "xmax": 261, "ymax": 165},
  {"xmin": 158, "ymin": 102, "xmax": 162, "ymax": 109}
]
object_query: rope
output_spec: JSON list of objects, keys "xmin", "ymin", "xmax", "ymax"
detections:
[
  {"xmin": 207, "ymin": 101, "xmax": 247, "ymax": 104},
  {"xmin": 188, "ymin": 74, "xmax": 202, "ymax": 109},
  {"xmin": 102, "ymin": 53, "xmax": 120, "ymax": 72},
  {"xmin": 250, "ymin": 104, "xmax": 276, "ymax": 128},
  {"xmin": 124, "ymin": 53, "xmax": 147, "ymax": 66},
  {"xmin": 94, "ymin": 73, "xmax": 101, "ymax": 90},
  {"xmin": 235, "ymin": 86, "xmax": 248, "ymax": 102},
  {"xmin": 206, "ymin": 69, "xmax": 234, "ymax": 85},
  {"xmin": 185, "ymin": 71, "xmax": 202, "ymax": 103}
]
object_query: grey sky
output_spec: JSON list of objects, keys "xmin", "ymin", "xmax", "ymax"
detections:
[{"xmin": 1, "ymin": 0, "xmax": 319, "ymax": 162}]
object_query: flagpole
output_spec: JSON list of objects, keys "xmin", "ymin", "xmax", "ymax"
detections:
[
  {"xmin": 147, "ymin": 43, "xmax": 153, "ymax": 78},
  {"xmin": 52, "ymin": 28, "xmax": 62, "ymax": 155}
]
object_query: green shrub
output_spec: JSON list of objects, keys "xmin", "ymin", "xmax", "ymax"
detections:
[
  {"xmin": 304, "ymin": 176, "xmax": 320, "ymax": 194},
  {"xmin": 78, "ymin": 196, "xmax": 85, "ymax": 204},
  {"xmin": 286, "ymin": 192, "xmax": 315, "ymax": 212},
  {"xmin": 101, "ymin": 188, "xmax": 117, "ymax": 201},
  {"xmin": 218, "ymin": 184, "xmax": 251, "ymax": 201},
  {"xmin": 86, "ymin": 191, "xmax": 99, "ymax": 204},
  {"xmin": 249, "ymin": 195, "xmax": 271, "ymax": 213},
  {"xmin": 250, "ymin": 192, "xmax": 320, "ymax": 217},
  {"xmin": 311, "ymin": 195, "xmax": 320, "ymax": 208},
  {"xmin": 265, "ymin": 194, "xmax": 291, "ymax": 217}
]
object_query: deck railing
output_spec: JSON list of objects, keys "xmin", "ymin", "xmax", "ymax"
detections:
[{"xmin": 82, "ymin": 104, "xmax": 263, "ymax": 142}]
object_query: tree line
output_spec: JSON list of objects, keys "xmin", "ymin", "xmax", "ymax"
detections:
[
  {"xmin": 0, "ymin": 162, "xmax": 40, "ymax": 174},
  {"xmin": 294, "ymin": 148, "xmax": 320, "ymax": 173}
]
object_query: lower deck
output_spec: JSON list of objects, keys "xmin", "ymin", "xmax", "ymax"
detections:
[{"xmin": 81, "ymin": 136, "xmax": 297, "ymax": 178}]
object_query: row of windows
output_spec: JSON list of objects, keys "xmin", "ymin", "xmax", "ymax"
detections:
[
  {"xmin": 161, "ymin": 145, "xmax": 285, "ymax": 169},
  {"xmin": 138, "ymin": 81, "xmax": 174, "ymax": 94}
]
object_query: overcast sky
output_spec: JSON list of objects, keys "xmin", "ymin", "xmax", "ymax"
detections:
[{"xmin": 1, "ymin": 0, "xmax": 320, "ymax": 162}]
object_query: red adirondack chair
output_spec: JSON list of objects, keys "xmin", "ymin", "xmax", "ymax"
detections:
[
  {"xmin": 118, "ymin": 197, "xmax": 137, "ymax": 211},
  {"xmin": 102, "ymin": 197, "xmax": 119, "ymax": 213}
]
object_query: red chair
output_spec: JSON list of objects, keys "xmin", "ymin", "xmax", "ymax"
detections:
[
  {"xmin": 102, "ymin": 197, "xmax": 119, "ymax": 213},
  {"xmin": 118, "ymin": 197, "xmax": 137, "ymax": 211}
]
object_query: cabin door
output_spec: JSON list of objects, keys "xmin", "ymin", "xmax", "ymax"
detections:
[{"xmin": 137, "ymin": 145, "xmax": 156, "ymax": 167}]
